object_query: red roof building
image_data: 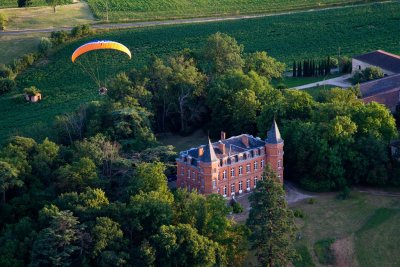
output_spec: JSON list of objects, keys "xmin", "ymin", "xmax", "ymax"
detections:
[{"xmin": 176, "ymin": 120, "xmax": 284, "ymax": 197}]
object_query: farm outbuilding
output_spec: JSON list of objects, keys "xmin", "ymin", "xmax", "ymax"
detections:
[{"xmin": 352, "ymin": 50, "xmax": 400, "ymax": 75}]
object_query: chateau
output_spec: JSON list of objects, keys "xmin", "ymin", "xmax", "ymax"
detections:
[{"xmin": 176, "ymin": 120, "xmax": 284, "ymax": 197}]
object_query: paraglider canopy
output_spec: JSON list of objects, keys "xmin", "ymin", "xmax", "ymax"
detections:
[
  {"xmin": 71, "ymin": 40, "xmax": 131, "ymax": 63},
  {"xmin": 71, "ymin": 40, "xmax": 132, "ymax": 95}
]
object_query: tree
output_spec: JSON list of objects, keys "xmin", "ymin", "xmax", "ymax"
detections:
[
  {"xmin": 0, "ymin": 13, "xmax": 7, "ymax": 31},
  {"xmin": 0, "ymin": 161, "xmax": 21, "ymax": 203},
  {"xmin": 292, "ymin": 61, "xmax": 296, "ymax": 77},
  {"xmin": 38, "ymin": 37, "xmax": 52, "ymax": 55},
  {"xmin": 30, "ymin": 210, "xmax": 86, "ymax": 267},
  {"xmin": 127, "ymin": 161, "xmax": 168, "ymax": 196},
  {"xmin": 151, "ymin": 224, "xmax": 224, "ymax": 267},
  {"xmin": 18, "ymin": 0, "xmax": 32, "ymax": 7},
  {"xmin": 247, "ymin": 166, "xmax": 297, "ymax": 267},
  {"xmin": 244, "ymin": 51, "xmax": 285, "ymax": 80},
  {"xmin": 351, "ymin": 66, "xmax": 384, "ymax": 84},
  {"xmin": 92, "ymin": 217, "xmax": 124, "ymax": 257},
  {"xmin": 203, "ymin": 32, "xmax": 244, "ymax": 74},
  {"xmin": 46, "ymin": 0, "xmax": 61, "ymax": 13},
  {"xmin": 55, "ymin": 157, "xmax": 98, "ymax": 192},
  {"xmin": 168, "ymin": 53, "xmax": 206, "ymax": 132}
]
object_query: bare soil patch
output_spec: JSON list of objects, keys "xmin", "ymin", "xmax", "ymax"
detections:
[{"xmin": 331, "ymin": 235, "xmax": 358, "ymax": 267}]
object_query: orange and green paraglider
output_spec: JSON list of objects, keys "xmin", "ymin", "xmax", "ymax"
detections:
[{"xmin": 71, "ymin": 40, "xmax": 132, "ymax": 94}]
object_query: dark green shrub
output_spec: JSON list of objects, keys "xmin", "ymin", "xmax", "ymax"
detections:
[
  {"xmin": 314, "ymin": 238, "xmax": 335, "ymax": 265},
  {"xmin": 38, "ymin": 37, "xmax": 53, "ymax": 55},
  {"xmin": 231, "ymin": 201, "xmax": 244, "ymax": 214},
  {"xmin": 336, "ymin": 186, "xmax": 351, "ymax": 200},
  {"xmin": 0, "ymin": 78, "xmax": 16, "ymax": 94},
  {"xmin": 293, "ymin": 245, "xmax": 315, "ymax": 267},
  {"xmin": 51, "ymin": 30, "xmax": 69, "ymax": 45},
  {"xmin": 71, "ymin": 24, "xmax": 93, "ymax": 38},
  {"xmin": 339, "ymin": 56, "xmax": 352, "ymax": 73},
  {"xmin": 0, "ymin": 64, "xmax": 13, "ymax": 79},
  {"xmin": 293, "ymin": 209, "xmax": 304, "ymax": 218},
  {"xmin": 308, "ymin": 198, "xmax": 316, "ymax": 204},
  {"xmin": 351, "ymin": 66, "xmax": 384, "ymax": 84}
]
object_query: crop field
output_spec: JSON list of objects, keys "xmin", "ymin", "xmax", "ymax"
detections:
[
  {"xmin": 86, "ymin": 0, "xmax": 385, "ymax": 22},
  {"xmin": 0, "ymin": 2, "xmax": 399, "ymax": 141}
]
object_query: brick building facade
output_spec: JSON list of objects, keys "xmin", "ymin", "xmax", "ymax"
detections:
[{"xmin": 176, "ymin": 120, "xmax": 284, "ymax": 197}]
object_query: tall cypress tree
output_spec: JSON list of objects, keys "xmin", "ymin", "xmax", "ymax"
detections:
[
  {"xmin": 297, "ymin": 62, "xmax": 302, "ymax": 77},
  {"xmin": 292, "ymin": 61, "xmax": 296, "ymax": 77},
  {"xmin": 247, "ymin": 165, "xmax": 297, "ymax": 267}
]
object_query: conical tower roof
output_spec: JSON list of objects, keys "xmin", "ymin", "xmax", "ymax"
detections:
[
  {"xmin": 266, "ymin": 119, "xmax": 283, "ymax": 144},
  {"xmin": 201, "ymin": 138, "xmax": 218, "ymax": 162}
]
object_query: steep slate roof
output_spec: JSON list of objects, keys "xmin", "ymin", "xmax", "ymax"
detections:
[
  {"xmin": 353, "ymin": 50, "xmax": 400, "ymax": 73},
  {"xmin": 184, "ymin": 134, "xmax": 265, "ymax": 162},
  {"xmin": 266, "ymin": 120, "xmax": 283, "ymax": 144},
  {"xmin": 360, "ymin": 73, "xmax": 400, "ymax": 98}
]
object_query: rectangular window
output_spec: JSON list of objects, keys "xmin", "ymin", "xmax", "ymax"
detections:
[
  {"xmin": 246, "ymin": 163, "xmax": 250, "ymax": 173},
  {"xmin": 223, "ymin": 170, "xmax": 227, "ymax": 179},
  {"xmin": 193, "ymin": 171, "xmax": 196, "ymax": 180},
  {"xmin": 246, "ymin": 179, "xmax": 250, "ymax": 189},
  {"xmin": 181, "ymin": 167, "xmax": 184, "ymax": 176},
  {"xmin": 239, "ymin": 181, "xmax": 243, "ymax": 191},
  {"xmin": 188, "ymin": 170, "xmax": 191, "ymax": 178},
  {"xmin": 231, "ymin": 168, "xmax": 235, "ymax": 177},
  {"xmin": 239, "ymin": 166, "xmax": 243, "ymax": 175},
  {"xmin": 231, "ymin": 183, "xmax": 235, "ymax": 195},
  {"xmin": 224, "ymin": 186, "xmax": 227, "ymax": 196},
  {"xmin": 254, "ymin": 177, "xmax": 258, "ymax": 188},
  {"xmin": 212, "ymin": 179, "xmax": 216, "ymax": 188},
  {"xmin": 254, "ymin": 161, "xmax": 258, "ymax": 170},
  {"xmin": 261, "ymin": 159, "xmax": 265, "ymax": 168},
  {"xmin": 278, "ymin": 160, "xmax": 282, "ymax": 168}
]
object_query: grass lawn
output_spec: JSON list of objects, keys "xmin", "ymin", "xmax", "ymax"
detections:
[
  {"xmin": 301, "ymin": 85, "xmax": 338, "ymax": 99},
  {"xmin": 291, "ymin": 192, "xmax": 400, "ymax": 266},
  {"xmin": 0, "ymin": 2, "xmax": 94, "ymax": 31},
  {"xmin": 273, "ymin": 73, "xmax": 342, "ymax": 88},
  {"xmin": 86, "ymin": 0, "xmax": 387, "ymax": 22},
  {"xmin": 0, "ymin": 2, "xmax": 399, "ymax": 141},
  {"xmin": 157, "ymin": 130, "xmax": 208, "ymax": 152},
  {"xmin": 0, "ymin": 33, "xmax": 48, "ymax": 65}
]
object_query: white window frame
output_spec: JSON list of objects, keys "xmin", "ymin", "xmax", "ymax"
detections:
[
  {"xmin": 188, "ymin": 169, "xmax": 191, "ymax": 179},
  {"xmin": 231, "ymin": 183, "xmax": 235, "ymax": 195},
  {"xmin": 181, "ymin": 167, "xmax": 184, "ymax": 176},
  {"xmin": 261, "ymin": 159, "xmax": 265, "ymax": 168},
  {"xmin": 239, "ymin": 166, "xmax": 243, "ymax": 175},
  {"xmin": 223, "ymin": 185, "xmax": 227, "ymax": 197},
  {"xmin": 223, "ymin": 170, "xmax": 227, "ymax": 179},
  {"xmin": 246, "ymin": 179, "xmax": 250, "ymax": 190},
  {"xmin": 239, "ymin": 181, "xmax": 243, "ymax": 193},
  {"xmin": 254, "ymin": 177, "xmax": 258, "ymax": 188},
  {"xmin": 246, "ymin": 163, "xmax": 250, "ymax": 173},
  {"xmin": 231, "ymin": 168, "xmax": 235, "ymax": 177},
  {"xmin": 212, "ymin": 179, "xmax": 216, "ymax": 189},
  {"xmin": 254, "ymin": 161, "xmax": 258, "ymax": 170},
  {"xmin": 278, "ymin": 160, "xmax": 282, "ymax": 168}
]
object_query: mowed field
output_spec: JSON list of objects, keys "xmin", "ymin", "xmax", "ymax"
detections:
[
  {"xmin": 0, "ymin": 2, "xmax": 399, "ymax": 142},
  {"xmin": 292, "ymin": 192, "xmax": 400, "ymax": 266},
  {"xmin": 86, "ymin": 0, "xmax": 386, "ymax": 21}
]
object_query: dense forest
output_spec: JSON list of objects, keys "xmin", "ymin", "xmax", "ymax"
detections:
[{"xmin": 0, "ymin": 32, "xmax": 399, "ymax": 266}]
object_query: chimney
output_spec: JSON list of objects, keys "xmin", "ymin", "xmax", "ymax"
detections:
[
  {"xmin": 221, "ymin": 131, "xmax": 226, "ymax": 141},
  {"xmin": 218, "ymin": 141, "xmax": 226, "ymax": 155},
  {"xmin": 241, "ymin": 135, "xmax": 249, "ymax": 148},
  {"xmin": 198, "ymin": 146, "xmax": 204, "ymax": 157}
]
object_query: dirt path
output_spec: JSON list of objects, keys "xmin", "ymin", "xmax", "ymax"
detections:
[{"xmin": 0, "ymin": 1, "xmax": 394, "ymax": 35}]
